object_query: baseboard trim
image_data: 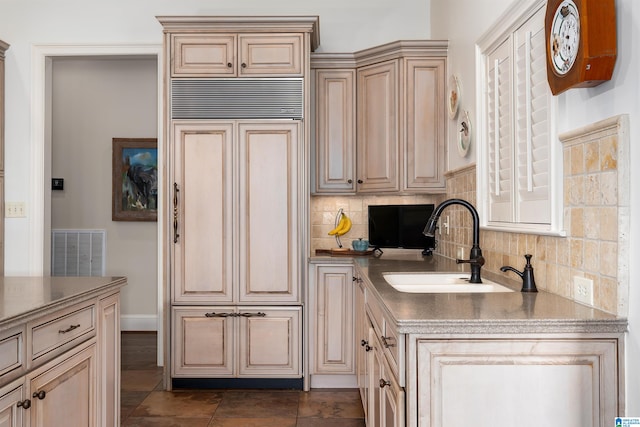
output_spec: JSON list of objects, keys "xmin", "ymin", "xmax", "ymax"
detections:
[
  {"xmin": 310, "ymin": 374, "xmax": 358, "ymax": 389},
  {"xmin": 121, "ymin": 314, "xmax": 158, "ymax": 331}
]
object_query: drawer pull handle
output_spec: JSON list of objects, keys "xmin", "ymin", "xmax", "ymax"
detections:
[
  {"xmin": 205, "ymin": 312, "xmax": 232, "ymax": 318},
  {"xmin": 17, "ymin": 399, "xmax": 31, "ymax": 409},
  {"xmin": 33, "ymin": 390, "xmax": 46, "ymax": 400},
  {"xmin": 239, "ymin": 312, "xmax": 266, "ymax": 318},
  {"xmin": 59, "ymin": 324, "xmax": 80, "ymax": 334},
  {"xmin": 381, "ymin": 335, "xmax": 395, "ymax": 348},
  {"xmin": 173, "ymin": 183, "xmax": 180, "ymax": 243},
  {"xmin": 379, "ymin": 379, "xmax": 391, "ymax": 388}
]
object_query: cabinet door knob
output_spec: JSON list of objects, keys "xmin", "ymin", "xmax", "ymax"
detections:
[
  {"xmin": 365, "ymin": 344, "xmax": 373, "ymax": 352},
  {"xmin": 347, "ymin": 179, "xmax": 353, "ymax": 184},
  {"xmin": 241, "ymin": 63, "xmax": 247, "ymax": 68},
  {"xmin": 227, "ymin": 62, "xmax": 233, "ymax": 68},
  {"xmin": 357, "ymin": 179, "xmax": 363, "ymax": 184},
  {"xmin": 17, "ymin": 399, "xmax": 31, "ymax": 409},
  {"xmin": 360, "ymin": 339, "xmax": 368, "ymax": 346},
  {"xmin": 32, "ymin": 390, "xmax": 46, "ymax": 400},
  {"xmin": 379, "ymin": 379, "xmax": 391, "ymax": 388}
]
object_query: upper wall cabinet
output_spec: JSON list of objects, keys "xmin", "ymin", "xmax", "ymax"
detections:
[
  {"xmin": 161, "ymin": 17, "xmax": 320, "ymax": 78},
  {"xmin": 172, "ymin": 33, "xmax": 304, "ymax": 77},
  {"xmin": 311, "ymin": 41, "xmax": 447, "ymax": 195}
]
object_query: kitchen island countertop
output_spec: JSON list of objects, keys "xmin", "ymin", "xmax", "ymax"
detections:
[
  {"xmin": 0, "ymin": 276, "xmax": 127, "ymax": 331},
  {"xmin": 311, "ymin": 251, "xmax": 627, "ymax": 335}
]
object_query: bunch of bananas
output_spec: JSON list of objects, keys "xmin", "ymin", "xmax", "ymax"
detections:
[{"xmin": 328, "ymin": 212, "xmax": 352, "ymax": 236}]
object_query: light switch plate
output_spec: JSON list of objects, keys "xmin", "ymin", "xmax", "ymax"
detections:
[
  {"xmin": 574, "ymin": 276, "xmax": 594, "ymax": 306},
  {"xmin": 5, "ymin": 202, "xmax": 26, "ymax": 218}
]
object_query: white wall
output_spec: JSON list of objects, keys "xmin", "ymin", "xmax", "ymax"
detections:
[
  {"xmin": 431, "ymin": 0, "xmax": 640, "ymax": 413},
  {"xmin": 50, "ymin": 57, "xmax": 158, "ymax": 326},
  {"xmin": 0, "ymin": 0, "xmax": 430, "ymax": 275}
]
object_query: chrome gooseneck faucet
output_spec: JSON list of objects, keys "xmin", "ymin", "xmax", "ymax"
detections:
[{"xmin": 423, "ymin": 199, "xmax": 485, "ymax": 283}]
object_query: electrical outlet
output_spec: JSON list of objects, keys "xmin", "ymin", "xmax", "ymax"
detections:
[
  {"xmin": 574, "ymin": 276, "xmax": 594, "ymax": 306},
  {"xmin": 5, "ymin": 202, "xmax": 26, "ymax": 218},
  {"xmin": 457, "ymin": 247, "xmax": 465, "ymax": 259},
  {"xmin": 439, "ymin": 215, "xmax": 450, "ymax": 235}
]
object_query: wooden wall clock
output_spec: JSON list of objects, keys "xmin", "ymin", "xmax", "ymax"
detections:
[{"xmin": 545, "ymin": 0, "xmax": 617, "ymax": 95}]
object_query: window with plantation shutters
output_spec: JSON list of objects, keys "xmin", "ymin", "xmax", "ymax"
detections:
[
  {"xmin": 486, "ymin": 38, "xmax": 513, "ymax": 223},
  {"xmin": 477, "ymin": 0, "xmax": 563, "ymax": 235}
]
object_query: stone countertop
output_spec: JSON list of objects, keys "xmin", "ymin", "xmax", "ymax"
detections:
[
  {"xmin": 0, "ymin": 276, "xmax": 127, "ymax": 331},
  {"xmin": 310, "ymin": 251, "xmax": 627, "ymax": 335}
]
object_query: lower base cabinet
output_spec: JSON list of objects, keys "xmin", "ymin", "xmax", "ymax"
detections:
[
  {"xmin": 354, "ymin": 268, "xmax": 623, "ymax": 427},
  {"xmin": 27, "ymin": 341, "xmax": 97, "ymax": 427},
  {"xmin": 369, "ymin": 328, "xmax": 404, "ymax": 427},
  {"xmin": 414, "ymin": 338, "xmax": 621, "ymax": 427},
  {"xmin": 0, "ymin": 289, "xmax": 121, "ymax": 427},
  {"xmin": 172, "ymin": 306, "xmax": 301, "ymax": 378},
  {"xmin": 309, "ymin": 264, "xmax": 355, "ymax": 388}
]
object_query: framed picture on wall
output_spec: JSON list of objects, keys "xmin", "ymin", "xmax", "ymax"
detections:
[{"xmin": 112, "ymin": 138, "xmax": 158, "ymax": 221}]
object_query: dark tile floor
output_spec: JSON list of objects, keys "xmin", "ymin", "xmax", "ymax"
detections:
[{"xmin": 120, "ymin": 332, "xmax": 366, "ymax": 426}]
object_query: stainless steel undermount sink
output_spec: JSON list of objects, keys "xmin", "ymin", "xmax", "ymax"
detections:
[{"xmin": 382, "ymin": 272, "xmax": 514, "ymax": 293}]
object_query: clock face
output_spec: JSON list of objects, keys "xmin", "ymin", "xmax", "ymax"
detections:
[{"xmin": 549, "ymin": 0, "xmax": 581, "ymax": 75}]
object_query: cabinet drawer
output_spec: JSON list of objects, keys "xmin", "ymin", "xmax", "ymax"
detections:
[
  {"xmin": 381, "ymin": 322, "xmax": 404, "ymax": 385},
  {"xmin": 0, "ymin": 326, "xmax": 24, "ymax": 378},
  {"xmin": 30, "ymin": 303, "xmax": 95, "ymax": 362},
  {"xmin": 366, "ymin": 294, "xmax": 385, "ymax": 337}
]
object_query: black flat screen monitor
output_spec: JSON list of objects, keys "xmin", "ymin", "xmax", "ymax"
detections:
[{"xmin": 368, "ymin": 204, "xmax": 435, "ymax": 250}]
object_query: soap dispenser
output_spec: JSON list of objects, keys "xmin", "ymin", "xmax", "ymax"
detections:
[{"xmin": 500, "ymin": 254, "xmax": 538, "ymax": 293}]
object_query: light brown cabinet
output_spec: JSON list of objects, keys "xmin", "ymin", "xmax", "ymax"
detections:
[
  {"xmin": 27, "ymin": 341, "xmax": 97, "ymax": 427},
  {"xmin": 354, "ymin": 274, "xmax": 405, "ymax": 427},
  {"xmin": 309, "ymin": 264, "xmax": 355, "ymax": 387},
  {"xmin": 353, "ymin": 263, "xmax": 624, "ymax": 427},
  {"xmin": 357, "ymin": 60, "xmax": 400, "ymax": 193},
  {"xmin": 160, "ymin": 17, "xmax": 318, "ymax": 387},
  {"xmin": 171, "ymin": 306, "xmax": 301, "ymax": 378},
  {"xmin": 0, "ymin": 380, "xmax": 24, "ymax": 427},
  {"xmin": 171, "ymin": 33, "xmax": 303, "ymax": 77},
  {"xmin": 312, "ymin": 69, "xmax": 356, "ymax": 193},
  {"xmin": 0, "ymin": 285, "xmax": 122, "ymax": 427},
  {"xmin": 171, "ymin": 120, "xmax": 301, "ymax": 305},
  {"xmin": 311, "ymin": 41, "xmax": 447, "ymax": 195}
]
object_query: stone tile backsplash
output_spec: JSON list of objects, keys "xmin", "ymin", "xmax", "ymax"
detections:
[{"xmin": 309, "ymin": 116, "xmax": 628, "ymax": 316}]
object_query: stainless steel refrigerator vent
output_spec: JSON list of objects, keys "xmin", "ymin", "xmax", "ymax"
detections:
[{"xmin": 171, "ymin": 79, "xmax": 303, "ymax": 119}]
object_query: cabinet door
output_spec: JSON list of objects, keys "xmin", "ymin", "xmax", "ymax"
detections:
[
  {"xmin": 404, "ymin": 58, "xmax": 446, "ymax": 191},
  {"xmin": 368, "ymin": 327, "xmax": 382, "ymax": 427},
  {"xmin": 171, "ymin": 307, "xmax": 234, "ymax": 378},
  {"xmin": 238, "ymin": 307, "xmax": 301, "ymax": 377},
  {"xmin": 172, "ymin": 122, "xmax": 234, "ymax": 304},
  {"xmin": 28, "ymin": 342, "xmax": 97, "ymax": 427},
  {"xmin": 357, "ymin": 60, "xmax": 400, "ymax": 192},
  {"xmin": 97, "ymin": 292, "xmax": 120, "ymax": 427},
  {"xmin": 171, "ymin": 34, "xmax": 236, "ymax": 77},
  {"xmin": 237, "ymin": 122, "xmax": 300, "ymax": 303},
  {"xmin": 355, "ymin": 280, "xmax": 369, "ymax": 418},
  {"xmin": 417, "ymin": 339, "xmax": 620, "ymax": 427},
  {"xmin": 380, "ymin": 359, "xmax": 405, "ymax": 427},
  {"xmin": 313, "ymin": 69, "xmax": 356, "ymax": 193},
  {"xmin": 239, "ymin": 34, "xmax": 303, "ymax": 76},
  {"xmin": 0, "ymin": 380, "xmax": 24, "ymax": 427},
  {"xmin": 312, "ymin": 265, "xmax": 354, "ymax": 374}
]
